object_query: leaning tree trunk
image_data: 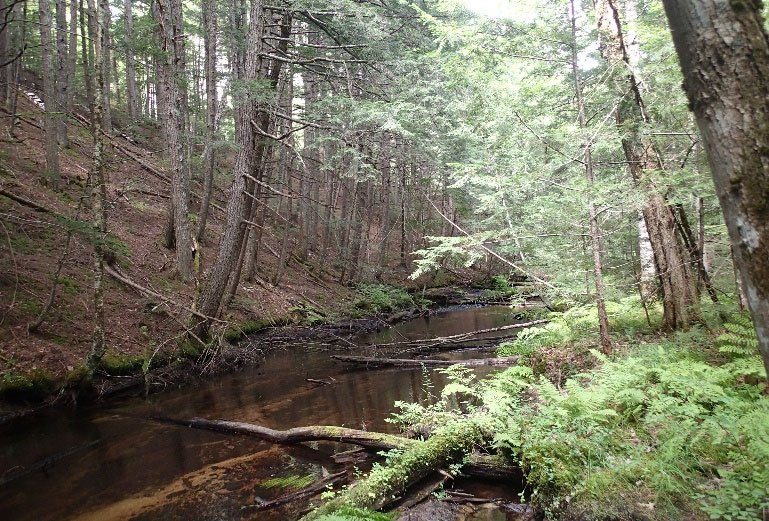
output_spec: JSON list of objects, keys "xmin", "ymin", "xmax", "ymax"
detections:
[
  {"xmin": 660, "ymin": 0, "xmax": 769, "ymax": 380},
  {"xmin": 594, "ymin": 0, "xmax": 698, "ymax": 330},
  {"xmin": 193, "ymin": 0, "xmax": 266, "ymax": 338},
  {"xmin": 155, "ymin": 0, "xmax": 194, "ymax": 282},
  {"xmin": 85, "ymin": 0, "xmax": 108, "ymax": 379},
  {"xmin": 38, "ymin": 0, "xmax": 61, "ymax": 190}
]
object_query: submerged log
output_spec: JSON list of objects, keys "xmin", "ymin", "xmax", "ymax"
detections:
[
  {"xmin": 164, "ymin": 417, "xmax": 519, "ymax": 480},
  {"xmin": 171, "ymin": 417, "xmax": 413, "ymax": 450},
  {"xmin": 365, "ymin": 319, "xmax": 549, "ymax": 348},
  {"xmin": 254, "ymin": 470, "xmax": 347, "ymax": 511},
  {"xmin": 331, "ymin": 355, "xmax": 519, "ymax": 368}
]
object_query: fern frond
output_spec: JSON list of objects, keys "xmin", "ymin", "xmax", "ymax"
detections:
[{"xmin": 718, "ymin": 313, "xmax": 758, "ymax": 356}]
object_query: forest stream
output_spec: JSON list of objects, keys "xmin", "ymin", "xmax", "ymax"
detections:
[{"xmin": 0, "ymin": 305, "xmax": 531, "ymax": 521}]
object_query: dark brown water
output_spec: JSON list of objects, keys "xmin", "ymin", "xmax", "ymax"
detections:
[{"xmin": 0, "ymin": 305, "xmax": 526, "ymax": 521}]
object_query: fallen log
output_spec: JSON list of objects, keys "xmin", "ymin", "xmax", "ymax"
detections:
[
  {"xmin": 169, "ymin": 417, "xmax": 414, "ymax": 451},
  {"xmin": 161, "ymin": 416, "xmax": 519, "ymax": 480},
  {"xmin": 331, "ymin": 355, "xmax": 519, "ymax": 368},
  {"xmin": 300, "ymin": 419, "xmax": 485, "ymax": 520},
  {"xmin": 365, "ymin": 319, "xmax": 549, "ymax": 348}
]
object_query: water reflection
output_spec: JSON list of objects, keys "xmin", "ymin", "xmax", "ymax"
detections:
[{"xmin": 0, "ymin": 305, "xmax": 523, "ymax": 520}]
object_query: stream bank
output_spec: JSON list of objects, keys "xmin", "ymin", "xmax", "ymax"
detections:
[{"xmin": 0, "ymin": 302, "xmax": 537, "ymax": 520}]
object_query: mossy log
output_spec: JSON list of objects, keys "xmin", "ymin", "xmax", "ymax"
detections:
[
  {"xmin": 300, "ymin": 420, "xmax": 486, "ymax": 520},
  {"xmin": 167, "ymin": 417, "xmax": 518, "ymax": 480},
  {"xmin": 176, "ymin": 417, "xmax": 413, "ymax": 450}
]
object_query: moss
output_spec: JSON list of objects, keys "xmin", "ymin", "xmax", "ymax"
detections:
[
  {"xmin": 223, "ymin": 316, "xmax": 293, "ymax": 344},
  {"xmin": 100, "ymin": 352, "xmax": 147, "ymax": 375},
  {"xmin": 302, "ymin": 420, "xmax": 484, "ymax": 520},
  {"xmin": 179, "ymin": 340, "xmax": 204, "ymax": 357},
  {"xmin": 18, "ymin": 300, "xmax": 42, "ymax": 317},
  {"xmin": 54, "ymin": 275, "xmax": 81, "ymax": 296},
  {"xmin": 0, "ymin": 369, "xmax": 57, "ymax": 401}
]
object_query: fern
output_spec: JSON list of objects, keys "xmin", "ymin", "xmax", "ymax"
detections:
[{"xmin": 717, "ymin": 313, "xmax": 758, "ymax": 356}]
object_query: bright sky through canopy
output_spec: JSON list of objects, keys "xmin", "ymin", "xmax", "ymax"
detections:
[{"xmin": 461, "ymin": 0, "xmax": 520, "ymax": 19}]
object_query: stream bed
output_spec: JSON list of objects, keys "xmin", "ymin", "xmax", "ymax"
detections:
[{"xmin": 0, "ymin": 305, "xmax": 530, "ymax": 521}]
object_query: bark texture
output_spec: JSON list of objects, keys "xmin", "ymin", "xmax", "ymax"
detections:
[
  {"xmin": 156, "ymin": 0, "xmax": 194, "ymax": 282},
  {"xmin": 124, "ymin": 0, "xmax": 138, "ymax": 120},
  {"xmin": 195, "ymin": 0, "xmax": 218, "ymax": 241},
  {"xmin": 661, "ymin": 0, "xmax": 769, "ymax": 378},
  {"xmin": 85, "ymin": 0, "xmax": 108, "ymax": 378},
  {"xmin": 193, "ymin": 0, "xmax": 265, "ymax": 335},
  {"xmin": 594, "ymin": 0, "xmax": 699, "ymax": 330},
  {"xmin": 55, "ymin": 0, "xmax": 69, "ymax": 145},
  {"xmin": 38, "ymin": 0, "xmax": 61, "ymax": 189}
]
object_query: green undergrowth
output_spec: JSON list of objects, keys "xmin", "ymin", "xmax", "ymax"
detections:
[
  {"xmin": 388, "ymin": 301, "xmax": 768, "ymax": 520},
  {"xmin": 350, "ymin": 284, "xmax": 431, "ymax": 316},
  {"xmin": 0, "ymin": 369, "xmax": 57, "ymax": 400},
  {"xmin": 481, "ymin": 274, "xmax": 524, "ymax": 300},
  {"xmin": 313, "ymin": 506, "xmax": 394, "ymax": 521}
]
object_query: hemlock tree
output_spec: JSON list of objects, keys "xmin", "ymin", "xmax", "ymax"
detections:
[
  {"xmin": 39, "ymin": 0, "xmax": 61, "ymax": 189},
  {"xmin": 155, "ymin": 0, "xmax": 195, "ymax": 282},
  {"xmin": 593, "ymin": 0, "xmax": 699, "ymax": 331},
  {"xmin": 661, "ymin": 0, "xmax": 769, "ymax": 379}
]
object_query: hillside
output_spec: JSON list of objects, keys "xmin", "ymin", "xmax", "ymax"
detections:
[{"xmin": 0, "ymin": 85, "xmax": 428, "ymax": 402}]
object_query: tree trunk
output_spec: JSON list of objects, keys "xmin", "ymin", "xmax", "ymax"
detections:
[
  {"xmin": 571, "ymin": 0, "xmax": 611, "ymax": 353},
  {"xmin": 65, "ymin": 0, "xmax": 77, "ymax": 114},
  {"xmin": 165, "ymin": 417, "xmax": 518, "ymax": 480},
  {"xmin": 155, "ymin": 0, "xmax": 194, "ymax": 282},
  {"xmin": 0, "ymin": 0, "xmax": 6, "ymax": 104},
  {"xmin": 5, "ymin": 0, "xmax": 25, "ymax": 137},
  {"xmin": 124, "ymin": 0, "xmax": 138, "ymax": 121},
  {"xmin": 674, "ymin": 203, "xmax": 718, "ymax": 302},
  {"xmin": 85, "ymin": 0, "xmax": 108, "ymax": 380},
  {"xmin": 331, "ymin": 355, "xmax": 520, "ymax": 368},
  {"xmin": 195, "ymin": 0, "xmax": 218, "ymax": 242},
  {"xmin": 661, "ymin": 0, "xmax": 769, "ymax": 379},
  {"xmin": 55, "ymin": 0, "xmax": 69, "ymax": 146},
  {"xmin": 400, "ymin": 162, "xmax": 407, "ymax": 268},
  {"xmin": 594, "ymin": 0, "xmax": 698, "ymax": 330},
  {"xmin": 100, "ymin": 0, "xmax": 111, "ymax": 133},
  {"xmin": 38, "ymin": 0, "xmax": 61, "ymax": 189},
  {"xmin": 81, "ymin": 0, "xmax": 94, "ymax": 128},
  {"xmin": 193, "ymin": 0, "xmax": 267, "ymax": 338}
]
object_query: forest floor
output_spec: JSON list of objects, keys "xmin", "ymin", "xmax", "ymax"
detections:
[{"xmin": 0, "ymin": 84, "xmax": 493, "ymax": 411}]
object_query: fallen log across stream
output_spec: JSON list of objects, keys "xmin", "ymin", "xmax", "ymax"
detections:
[
  {"xmin": 363, "ymin": 318, "xmax": 549, "ymax": 348},
  {"xmin": 331, "ymin": 355, "xmax": 520, "ymax": 368},
  {"xmin": 162, "ymin": 417, "xmax": 519, "ymax": 481},
  {"xmin": 299, "ymin": 419, "xmax": 490, "ymax": 520}
]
